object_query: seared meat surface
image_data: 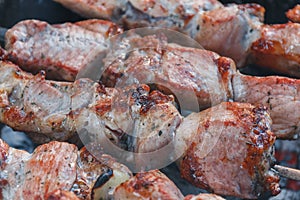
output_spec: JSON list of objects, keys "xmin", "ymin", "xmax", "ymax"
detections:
[
  {"xmin": 113, "ymin": 169, "xmax": 184, "ymax": 200},
  {"xmin": 5, "ymin": 19, "xmax": 120, "ymax": 81},
  {"xmin": 179, "ymin": 102, "xmax": 280, "ymax": 199},
  {"xmin": 102, "ymin": 33, "xmax": 235, "ymax": 111},
  {"xmin": 184, "ymin": 193, "xmax": 225, "ymax": 200},
  {"xmin": 250, "ymin": 23, "xmax": 300, "ymax": 78},
  {"xmin": 0, "ymin": 61, "xmax": 181, "ymax": 148},
  {"xmin": 0, "ymin": 139, "xmax": 132, "ymax": 200},
  {"xmin": 52, "ymin": 0, "xmax": 300, "ymax": 78},
  {"xmin": 233, "ymin": 72, "xmax": 300, "ymax": 139}
]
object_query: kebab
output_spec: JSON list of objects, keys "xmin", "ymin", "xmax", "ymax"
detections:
[
  {"xmin": 2, "ymin": 59, "xmax": 300, "ymax": 198},
  {"xmin": 51, "ymin": 0, "xmax": 300, "ymax": 78},
  {"xmin": 0, "ymin": 139, "xmax": 227, "ymax": 200},
  {"xmin": 2, "ymin": 19, "xmax": 300, "ymax": 139},
  {"xmin": 0, "ymin": 98, "xmax": 282, "ymax": 199},
  {"xmin": 0, "ymin": 138, "xmax": 132, "ymax": 200}
]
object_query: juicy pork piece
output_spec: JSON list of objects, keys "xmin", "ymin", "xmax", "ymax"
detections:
[
  {"xmin": 113, "ymin": 169, "xmax": 184, "ymax": 200},
  {"xmin": 102, "ymin": 33, "xmax": 235, "ymax": 111},
  {"xmin": 0, "ymin": 60, "xmax": 182, "ymax": 149},
  {"xmin": 178, "ymin": 102, "xmax": 280, "ymax": 199},
  {"xmin": 250, "ymin": 23, "xmax": 300, "ymax": 78},
  {"xmin": 0, "ymin": 139, "xmax": 132, "ymax": 200},
  {"xmin": 233, "ymin": 72, "xmax": 300, "ymax": 139},
  {"xmin": 5, "ymin": 19, "xmax": 122, "ymax": 81}
]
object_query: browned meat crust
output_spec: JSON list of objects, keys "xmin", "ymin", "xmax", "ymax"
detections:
[
  {"xmin": 113, "ymin": 169, "xmax": 184, "ymax": 200},
  {"xmin": 52, "ymin": 0, "xmax": 300, "ymax": 78},
  {"xmin": 46, "ymin": 190, "xmax": 80, "ymax": 200},
  {"xmin": 102, "ymin": 33, "xmax": 235, "ymax": 111},
  {"xmin": 233, "ymin": 72, "xmax": 300, "ymax": 139},
  {"xmin": 0, "ymin": 139, "xmax": 132, "ymax": 200},
  {"xmin": 179, "ymin": 102, "xmax": 280, "ymax": 199},
  {"xmin": 184, "ymin": 193, "xmax": 225, "ymax": 200},
  {"xmin": 250, "ymin": 23, "xmax": 300, "ymax": 78},
  {"xmin": 0, "ymin": 60, "xmax": 181, "ymax": 149},
  {"xmin": 286, "ymin": 5, "xmax": 300, "ymax": 23},
  {"xmin": 5, "ymin": 20, "xmax": 119, "ymax": 81}
]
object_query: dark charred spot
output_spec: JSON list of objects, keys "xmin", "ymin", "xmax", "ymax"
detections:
[
  {"xmin": 158, "ymin": 130, "xmax": 163, "ymax": 136},
  {"xmin": 93, "ymin": 168, "xmax": 113, "ymax": 189}
]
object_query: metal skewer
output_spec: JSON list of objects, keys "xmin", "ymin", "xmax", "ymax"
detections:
[{"xmin": 274, "ymin": 164, "xmax": 300, "ymax": 181}]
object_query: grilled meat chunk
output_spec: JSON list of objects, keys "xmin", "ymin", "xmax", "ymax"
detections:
[
  {"xmin": 184, "ymin": 193, "xmax": 225, "ymax": 200},
  {"xmin": 233, "ymin": 72, "xmax": 300, "ymax": 139},
  {"xmin": 5, "ymin": 19, "xmax": 121, "ymax": 81},
  {"xmin": 113, "ymin": 169, "xmax": 184, "ymax": 200},
  {"xmin": 195, "ymin": 4, "xmax": 263, "ymax": 67},
  {"xmin": 179, "ymin": 102, "xmax": 280, "ymax": 199},
  {"xmin": 52, "ymin": 0, "xmax": 300, "ymax": 78},
  {"xmin": 74, "ymin": 19, "xmax": 123, "ymax": 37},
  {"xmin": 102, "ymin": 33, "xmax": 235, "ymax": 111},
  {"xmin": 250, "ymin": 23, "xmax": 300, "ymax": 78},
  {"xmin": 0, "ymin": 61, "xmax": 181, "ymax": 147},
  {"xmin": 53, "ymin": 0, "xmax": 223, "ymax": 22},
  {"xmin": 0, "ymin": 139, "xmax": 132, "ymax": 200}
]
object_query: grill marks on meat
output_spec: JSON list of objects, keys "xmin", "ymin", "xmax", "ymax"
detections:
[
  {"xmin": 179, "ymin": 102, "xmax": 280, "ymax": 199},
  {"xmin": 0, "ymin": 139, "xmax": 132, "ymax": 200},
  {"xmin": 0, "ymin": 60, "xmax": 182, "ymax": 152},
  {"xmin": 250, "ymin": 23, "xmax": 300, "ymax": 78},
  {"xmin": 102, "ymin": 34, "xmax": 236, "ymax": 111},
  {"xmin": 113, "ymin": 169, "xmax": 184, "ymax": 200},
  {"xmin": 5, "ymin": 19, "xmax": 119, "ymax": 81},
  {"xmin": 233, "ymin": 72, "xmax": 300, "ymax": 139}
]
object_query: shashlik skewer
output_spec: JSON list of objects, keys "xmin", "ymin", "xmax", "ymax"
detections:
[
  {"xmin": 0, "ymin": 60, "xmax": 182, "ymax": 147},
  {"xmin": 0, "ymin": 139, "xmax": 227, "ymax": 200},
  {"xmin": 2, "ymin": 58, "xmax": 300, "ymax": 198},
  {"xmin": 52, "ymin": 0, "xmax": 300, "ymax": 78},
  {"xmin": 2, "ymin": 19, "xmax": 300, "ymax": 139},
  {"xmin": 0, "ymin": 100, "xmax": 287, "ymax": 199},
  {"xmin": 0, "ymin": 138, "xmax": 132, "ymax": 200}
]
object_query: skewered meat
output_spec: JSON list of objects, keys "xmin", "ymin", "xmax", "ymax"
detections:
[
  {"xmin": 0, "ymin": 60, "xmax": 181, "ymax": 146},
  {"xmin": 102, "ymin": 33, "xmax": 235, "ymax": 111},
  {"xmin": 113, "ymin": 169, "xmax": 184, "ymax": 200},
  {"xmin": 233, "ymin": 72, "xmax": 300, "ymax": 139},
  {"xmin": 250, "ymin": 23, "xmax": 300, "ymax": 78},
  {"xmin": 5, "ymin": 19, "xmax": 122, "ymax": 81},
  {"xmin": 178, "ymin": 102, "xmax": 280, "ymax": 199},
  {"xmin": 0, "ymin": 138, "xmax": 132, "ymax": 200},
  {"xmin": 52, "ymin": 0, "xmax": 300, "ymax": 78},
  {"xmin": 101, "ymin": 33, "xmax": 300, "ymax": 139},
  {"xmin": 3, "ymin": 27, "xmax": 300, "ymax": 140},
  {"xmin": 52, "ymin": 0, "xmax": 223, "ymax": 21},
  {"xmin": 184, "ymin": 193, "xmax": 225, "ymax": 200},
  {"xmin": 0, "ymin": 61, "xmax": 282, "ymax": 198}
]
